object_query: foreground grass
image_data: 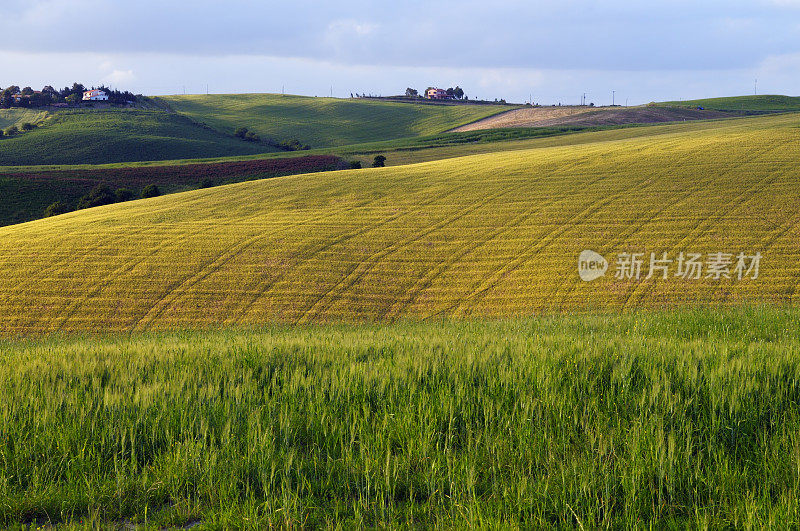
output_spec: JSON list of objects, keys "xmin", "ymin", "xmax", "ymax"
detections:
[{"xmin": 1, "ymin": 307, "xmax": 799, "ymax": 528}]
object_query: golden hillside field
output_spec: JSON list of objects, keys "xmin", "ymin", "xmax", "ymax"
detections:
[{"xmin": 0, "ymin": 114, "xmax": 798, "ymax": 334}]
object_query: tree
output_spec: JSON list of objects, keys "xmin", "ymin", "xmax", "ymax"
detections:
[
  {"xmin": 234, "ymin": 126, "xmax": 249, "ymax": 139},
  {"xmin": 1, "ymin": 87, "xmax": 17, "ymax": 108},
  {"xmin": 350, "ymin": 160, "xmax": 362, "ymax": 169},
  {"xmin": 453, "ymin": 86, "xmax": 464, "ymax": 99},
  {"xmin": 65, "ymin": 94, "xmax": 80, "ymax": 105},
  {"xmin": 115, "ymin": 188, "xmax": 136, "ymax": 202},
  {"xmin": 77, "ymin": 184, "xmax": 116, "ymax": 209},
  {"xmin": 446, "ymin": 87, "xmax": 455, "ymax": 98},
  {"xmin": 44, "ymin": 201, "xmax": 71, "ymax": 217},
  {"xmin": 5, "ymin": 125, "xmax": 18, "ymax": 136},
  {"xmin": 372, "ymin": 155, "xmax": 386, "ymax": 167},
  {"xmin": 405, "ymin": 88, "xmax": 418, "ymax": 97},
  {"xmin": 141, "ymin": 184, "xmax": 161, "ymax": 198},
  {"xmin": 21, "ymin": 122, "xmax": 34, "ymax": 131},
  {"xmin": 21, "ymin": 87, "xmax": 34, "ymax": 96}
]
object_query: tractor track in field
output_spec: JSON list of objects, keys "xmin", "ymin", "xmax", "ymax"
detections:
[
  {"xmin": 381, "ymin": 155, "xmax": 607, "ymax": 320},
  {"xmin": 543, "ymin": 136, "xmax": 785, "ymax": 312},
  {"xmin": 296, "ymin": 167, "xmax": 558, "ymax": 323},
  {"xmin": 128, "ymin": 200, "xmax": 380, "ymax": 331},
  {"xmin": 619, "ymin": 139, "xmax": 791, "ymax": 310},
  {"xmin": 233, "ymin": 179, "xmax": 476, "ymax": 323},
  {"xmin": 442, "ymin": 170, "xmax": 660, "ymax": 317}
]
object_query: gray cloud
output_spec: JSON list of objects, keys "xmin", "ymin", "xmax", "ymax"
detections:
[{"xmin": 1, "ymin": 0, "xmax": 798, "ymax": 71}]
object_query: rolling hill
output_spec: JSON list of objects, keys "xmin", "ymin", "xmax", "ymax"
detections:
[
  {"xmin": 0, "ymin": 155, "xmax": 344, "ymax": 226},
  {"xmin": 158, "ymin": 93, "xmax": 511, "ymax": 148},
  {"xmin": 0, "ymin": 113, "xmax": 798, "ymax": 334},
  {"xmin": 657, "ymin": 94, "xmax": 800, "ymax": 111},
  {"xmin": 0, "ymin": 108, "xmax": 48, "ymax": 130},
  {"xmin": 0, "ymin": 109, "xmax": 278, "ymax": 166}
]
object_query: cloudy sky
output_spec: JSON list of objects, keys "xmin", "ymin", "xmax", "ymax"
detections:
[{"xmin": 1, "ymin": 0, "xmax": 799, "ymax": 104}]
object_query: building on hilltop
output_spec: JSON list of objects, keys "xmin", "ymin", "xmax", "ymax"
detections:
[
  {"xmin": 425, "ymin": 88, "xmax": 449, "ymax": 100},
  {"xmin": 82, "ymin": 89, "xmax": 108, "ymax": 101}
]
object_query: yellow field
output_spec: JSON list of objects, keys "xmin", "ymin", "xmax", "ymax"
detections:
[{"xmin": 1, "ymin": 114, "xmax": 798, "ymax": 334}]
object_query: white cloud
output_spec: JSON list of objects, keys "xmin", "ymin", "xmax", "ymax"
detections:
[
  {"xmin": 102, "ymin": 69, "xmax": 135, "ymax": 86},
  {"xmin": 327, "ymin": 19, "xmax": 378, "ymax": 36}
]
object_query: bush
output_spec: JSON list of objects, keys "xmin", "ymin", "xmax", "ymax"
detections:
[
  {"xmin": 141, "ymin": 184, "xmax": 161, "ymax": 198},
  {"xmin": 115, "ymin": 188, "xmax": 136, "ymax": 202},
  {"xmin": 350, "ymin": 160, "xmax": 362, "ymax": 169},
  {"xmin": 244, "ymin": 131, "xmax": 260, "ymax": 142},
  {"xmin": 280, "ymin": 139, "xmax": 310, "ymax": 151},
  {"xmin": 234, "ymin": 127, "xmax": 249, "ymax": 139},
  {"xmin": 372, "ymin": 155, "xmax": 386, "ymax": 168},
  {"xmin": 77, "ymin": 184, "xmax": 116, "ymax": 209},
  {"xmin": 21, "ymin": 122, "xmax": 35, "ymax": 131},
  {"xmin": 5, "ymin": 125, "xmax": 18, "ymax": 136},
  {"xmin": 0, "ymin": 129, "xmax": 4, "ymax": 138},
  {"xmin": 44, "ymin": 201, "xmax": 71, "ymax": 217},
  {"xmin": 200, "ymin": 179, "xmax": 216, "ymax": 188}
]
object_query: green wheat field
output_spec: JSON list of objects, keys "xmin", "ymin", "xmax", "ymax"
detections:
[{"xmin": 2, "ymin": 307, "xmax": 799, "ymax": 528}]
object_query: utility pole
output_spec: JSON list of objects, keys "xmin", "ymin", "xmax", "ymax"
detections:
[{"xmin": 612, "ymin": 90, "xmax": 615, "ymax": 106}]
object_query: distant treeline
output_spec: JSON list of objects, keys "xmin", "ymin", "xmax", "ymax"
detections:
[{"xmin": 0, "ymin": 83, "xmax": 137, "ymax": 108}]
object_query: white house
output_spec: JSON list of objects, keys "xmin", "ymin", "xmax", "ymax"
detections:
[{"xmin": 82, "ymin": 89, "xmax": 108, "ymax": 101}]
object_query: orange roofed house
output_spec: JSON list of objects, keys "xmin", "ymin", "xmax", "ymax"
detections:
[{"xmin": 425, "ymin": 88, "xmax": 449, "ymax": 100}]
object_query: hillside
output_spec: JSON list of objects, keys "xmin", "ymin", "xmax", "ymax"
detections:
[
  {"xmin": 158, "ymin": 93, "xmax": 511, "ymax": 148},
  {"xmin": 0, "ymin": 109, "xmax": 278, "ymax": 166},
  {"xmin": 658, "ymin": 94, "xmax": 800, "ymax": 111},
  {"xmin": 0, "ymin": 113, "xmax": 798, "ymax": 334},
  {"xmin": 0, "ymin": 155, "xmax": 343, "ymax": 226},
  {"xmin": 0, "ymin": 108, "xmax": 48, "ymax": 130},
  {"xmin": 453, "ymin": 106, "xmax": 735, "ymax": 131}
]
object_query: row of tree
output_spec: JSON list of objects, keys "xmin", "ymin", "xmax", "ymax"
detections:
[
  {"xmin": 0, "ymin": 83, "xmax": 137, "ymax": 108},
  {"xmin": 44, "ymin": 184, "xmax": 161, "ymax": 217}
]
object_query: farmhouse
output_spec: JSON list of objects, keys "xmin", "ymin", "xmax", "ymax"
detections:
[
  {"xmin": 83, "ymin": 89, "xmax": 108, "ymax": 101},
  {"xmin": 426, "ymin": 88, "xmax": 449, "ymax": 100}
]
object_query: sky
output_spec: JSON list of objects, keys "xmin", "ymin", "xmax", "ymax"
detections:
[{"xmin": 1, "ymin": 0, "xmax": 799, "ymax": 104}]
